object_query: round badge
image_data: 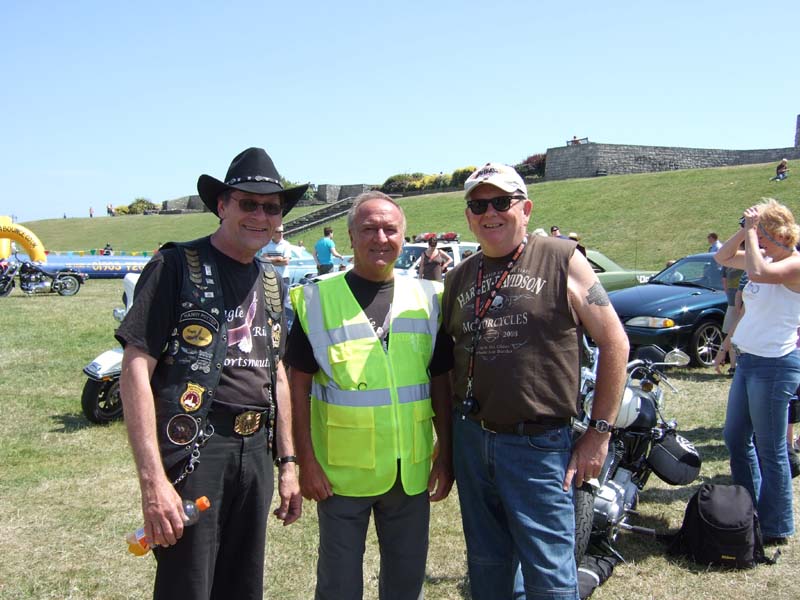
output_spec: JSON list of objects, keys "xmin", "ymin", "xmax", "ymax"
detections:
[{"xmin": 166, "ymin": 414, "xmax": 200, "ymax": 445}]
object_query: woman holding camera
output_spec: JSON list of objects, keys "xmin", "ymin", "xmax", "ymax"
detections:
[{"xmin": 714, "ymin": 198, "xmax": 800, "ymax": 545}]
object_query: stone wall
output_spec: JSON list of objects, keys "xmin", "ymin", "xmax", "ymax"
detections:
[
  {"xmin": 310, "ymin": 183, "xmax": 375, "ymax": 205},
  {"xmin": 545, "ymin": 143, "xmax": 800, "ymax": 180}
]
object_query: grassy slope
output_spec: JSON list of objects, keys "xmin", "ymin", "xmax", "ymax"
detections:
[{"xmin": 21, "ymin": 160, "xmax": 797, "ymax": 270}]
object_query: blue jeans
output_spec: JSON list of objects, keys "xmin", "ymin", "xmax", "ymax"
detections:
[
  {"xmin": 723, "ymin": 349, "xmax": 800, "ymax": 538},
  {"xmin": 453, "ymin": 415, "xmax": 578, "ymax": 600}
]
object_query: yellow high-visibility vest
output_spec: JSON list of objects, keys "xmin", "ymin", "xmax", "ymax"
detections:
[{"xmin": 291, "ymin": 273, "xmax": 442, "ymax": 497}]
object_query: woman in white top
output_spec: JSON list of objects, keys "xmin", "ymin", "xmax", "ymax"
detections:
[{"xmin": 714, "ymin": 198, "xmax": 800, "ymax": 545}]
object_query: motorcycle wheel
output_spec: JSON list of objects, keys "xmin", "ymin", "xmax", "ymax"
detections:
[
  {"xmin": 573, "ymin": 483, "xmax": 594, "ymax": 564},
  {"xmin": 81, "ymin": 378, "xmax": 123, "ymax": 424},
  {"xmin": 57, "ymin": 275, "xmax": 81, "ymax": 296},
  {"xmin": 0, "ymin": 281, "xmax": 14, "ymax": 297}
]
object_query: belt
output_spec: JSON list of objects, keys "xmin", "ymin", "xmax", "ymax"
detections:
[
  {"xmin": 208, "ymin": 408, "xmax": 269, "ymax": 437},
  {"xmin": 466, "ymin": 414, "xmax": 570, "ymax": 435}
]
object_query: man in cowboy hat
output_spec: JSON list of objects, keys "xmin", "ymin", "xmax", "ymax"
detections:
[{"xmin": 116, "ymin": 147, "xmax": 306, "ymax": 599}]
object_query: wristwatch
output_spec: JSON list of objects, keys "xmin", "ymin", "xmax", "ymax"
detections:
[
  {"xmin": 274, "ymin": 455, "xmax": 297, "ymax": 467},
  {"xmin": 587, "ymin": 418, "xmax": 612, "ymax": 433}
]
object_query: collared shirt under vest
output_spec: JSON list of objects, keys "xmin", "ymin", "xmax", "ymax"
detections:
[{"xmin": 291, "ymin": 273, "xmax": 443, "ymax": 497}]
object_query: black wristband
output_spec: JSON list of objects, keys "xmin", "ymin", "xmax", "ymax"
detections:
[{"xmin": 274, "ymin": 455, "xmax": 297, "ymax": 467}]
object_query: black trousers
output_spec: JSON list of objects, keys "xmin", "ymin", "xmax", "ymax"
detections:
[{"xmin": 153, "ymin": 412, "xmax": 274, "ymax": 600}]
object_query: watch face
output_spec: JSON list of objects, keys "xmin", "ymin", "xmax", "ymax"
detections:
[{"xmin": 592, "ymin": 419, "xmax": 611, "ymax": 433}]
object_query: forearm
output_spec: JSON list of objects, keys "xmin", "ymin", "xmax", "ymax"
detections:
[
  {"xmin": 274, "ymin": 362, "xmax": 294, "ymax": 458},
  {"xmin": 714, "ymin": 228, "xmax": 745, "ymax": 266},
  {"xmin": 430, "ymin": 373, "xmax": 453, "ymax": 458},
  {"xmin": 591, "ymin": 338, "xmax": 629, "ymax": 424},
  {"xmin": 120, "ymin": 349, "xmax": 166, "ymax": 488},
  {"xmin": 745, "ymin": 228, "xmax": 767, "ymax": 277},
  {"xmin": 289, "ymin": 368, "xmax": 315, "ymax": 464}
]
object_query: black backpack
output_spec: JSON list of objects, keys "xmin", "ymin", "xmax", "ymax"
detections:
[{"xmin": 667, "ymin": 483, "xmax": 777, "ymax": 569}]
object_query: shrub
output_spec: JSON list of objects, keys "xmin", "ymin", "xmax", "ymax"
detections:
[
  {"xmin": 450, "ymin": 166, "xmax": 476, "ymax": 188},
  {"xmin": 127, "ymin": 197, "xmax": 160, "ymax": 215},
  {"xmin": 517, "ymin": 153, "xmax": 546, "ymax": 177}
]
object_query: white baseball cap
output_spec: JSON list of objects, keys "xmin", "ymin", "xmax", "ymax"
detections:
[{"xmin": 464, "ymin": 162, "xmax": 527, "ymax": 199}]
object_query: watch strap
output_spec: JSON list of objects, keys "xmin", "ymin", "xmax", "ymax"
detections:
[{"xmin": 274, "ymin": 455, "xmax": 297, "ymax": 467}]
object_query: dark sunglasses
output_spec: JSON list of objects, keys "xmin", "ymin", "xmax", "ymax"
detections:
[
  {"xmin": 466, "ymin": 195, "xmax": 524, "ymax": 215},
  {"xmin": 231, "ymin": 196, "xmax": 282, "ymax": 215}
]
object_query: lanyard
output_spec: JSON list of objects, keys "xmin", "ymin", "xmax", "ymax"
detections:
[{"xmin": 464, "ymin": 237, "xmax": 528, "ymax": 408}]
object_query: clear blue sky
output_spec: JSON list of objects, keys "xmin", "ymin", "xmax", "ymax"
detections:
[{"xmin": 1, "ymin": 0, "xmax": 798, "ymax": 223}]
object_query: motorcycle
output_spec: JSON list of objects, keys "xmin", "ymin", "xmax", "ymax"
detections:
[
  {"xmin": 573, "ymin": 340, "xmax": 701, "ymax": 562},
  {"xmin": 13, "ymin": 254, "xmax": 87, "ymax": 296},
  {"xmin": 0, "ymin": 259, "xmax": 20, "ymax": 297},
  {"xmin": 81, "ymin": 273, "xmax": 138, "ymax": 423}
]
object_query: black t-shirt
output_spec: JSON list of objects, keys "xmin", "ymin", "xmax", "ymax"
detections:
[
  {"xmin": 115, "ymin": 243, "xmax": 286, "ymax": 410},
  {"xmin": 284, "ymin": 271, "xmax": 453, "ymax": 376}
]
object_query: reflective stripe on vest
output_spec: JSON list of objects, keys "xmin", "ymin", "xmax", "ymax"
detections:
[{"xmin": 311, "ymin": 381, "xmax": 430, "ymax": 407}]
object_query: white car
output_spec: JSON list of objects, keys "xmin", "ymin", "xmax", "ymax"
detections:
[{"xmin": 394, "ymin": 241, "xmax": 480, "ymax": 279}]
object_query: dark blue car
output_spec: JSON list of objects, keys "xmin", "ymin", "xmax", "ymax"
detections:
[{"xmin": 608, "ymin": 253, "xmax": 727, "ymax": 367}]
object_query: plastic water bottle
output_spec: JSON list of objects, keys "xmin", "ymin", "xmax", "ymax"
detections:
[{"xmin": 126, "ymin": 496, "xmax": 211, "ymax": 556}]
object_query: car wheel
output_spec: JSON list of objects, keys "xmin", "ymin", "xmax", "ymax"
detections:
[{"xmin": 690, "ymin": 320, "xmax": 723, "ymax": 367}]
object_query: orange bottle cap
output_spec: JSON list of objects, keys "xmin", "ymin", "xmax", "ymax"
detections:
[{"xmin": 195, "ymin": 496, "xmax": 211, "ymax": 511}]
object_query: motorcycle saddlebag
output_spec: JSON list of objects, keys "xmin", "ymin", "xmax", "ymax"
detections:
[{"xmin": 646, "ymin": 431, "xmax": 701, "ymax": 485}]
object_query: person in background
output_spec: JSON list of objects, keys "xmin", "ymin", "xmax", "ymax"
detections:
[
  {"xmin": 550, "ymin": 225, "xmax": 567, "ymax": 239},
  {"xmin": 707, "ymin": 232, "xmax": 723, "ymax": 252},
  {"xmin": 440, "ymin": 163, "xmax": 628, "ymax": 599},
  {"xmin": 287, "ymin": 191, "xmax": 453, "ymax": 599},
  {"xmin": 261, "ymin": 224, "xmax": 291, "ymax": 280},
  {"xmin": 415, "ymin": 237, "xmax": 453, "ymax": 281},
  {"xmin": 714, "ymin": 198, "xmax": 800, "ymax": 545},
  {"xmin": 314, "ymin": 227, "xmax": 343, "ymax": 275},
  {"xmin": 117, "ymin": 147, "xmax": 304, "ymax": 599},
  {"xmin": 770, "ymin": 158, "xmax": 789, "ymax": 181}
]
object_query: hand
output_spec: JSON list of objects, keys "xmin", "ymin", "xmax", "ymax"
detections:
[
  {"xmin": 274, "ymin": 464, "xmax": 303, "ymax": 525},
  {"xmin": 298, "ymin": 457, "xmax": 333, "ymax": 502},
  {"xmin": 140, "ymin": 477, "xmax": 186, "ymax": 547},
  {"xmin": 713, "ymin": 348, "xmax": 727, "ymax": 374},
  {"xmin": 563, "ymin": 429, "xmax": 609, "ymax": 491},
  {"xmin": 743, "ymin": 205, "xmax": 761, "ymax": 230},
  {"xmin": 427, "ymin": 452, "xmax": 454, "ymax": 502}
]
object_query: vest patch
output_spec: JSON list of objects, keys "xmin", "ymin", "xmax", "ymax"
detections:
[
  {"xmin": 182, "ymin": 324, "xmax": 213, "ymax": 347},
  {"xmin": 180, "ymin": 382, "xmax": 205, "ymax": 412}
]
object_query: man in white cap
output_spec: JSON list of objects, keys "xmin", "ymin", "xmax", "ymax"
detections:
[
  {"xmin": 261, "ymin": 224, "xmax": 292, "ymax": 280},
  {"xmin": 437, "ymin": 163, "xmax": 629, "ymax": 598}
]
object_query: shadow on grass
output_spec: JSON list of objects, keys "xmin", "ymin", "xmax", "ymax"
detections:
[
  {"xmin": 51, "ymin": 413, "xmax": 93, "ymax": 433},
  {"xmin": 677, "ymin": 371, "xmax": 733, "ymax": 383},
  {"xmin": 678, "ymin": 425, "xmax": 730, "ymax": 463}
]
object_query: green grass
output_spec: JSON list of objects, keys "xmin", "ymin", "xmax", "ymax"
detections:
[
  {"xmin": 1, "ymin": 282, "xmax": 799, "ymax": 599},
  {"xmin": 17, "ymin": 160, "xmax": 799, "ymax": 271},
  {"xmin": 3, "ymin": 162, "xmax": 799, "ymax": 598}
]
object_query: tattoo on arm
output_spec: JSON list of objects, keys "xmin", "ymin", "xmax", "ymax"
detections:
[{"xmin": 586, "ymin": 282, "xmax": 610, "ymax": 306}]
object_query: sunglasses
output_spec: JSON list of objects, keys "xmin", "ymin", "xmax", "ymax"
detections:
[
  {"xmin": 466, "ymin": 195, "xmax": 524, "ymax": 215},
  {"xmin": 231, "ymin": 196, "xmax": 282, "ymax": 215}
]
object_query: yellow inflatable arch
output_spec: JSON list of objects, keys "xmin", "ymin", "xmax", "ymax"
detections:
[{"xmin": 0, "ymin": 216, "xmax": 47, "ymax": 262}]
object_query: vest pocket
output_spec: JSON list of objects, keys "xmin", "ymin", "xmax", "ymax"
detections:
[
  {"xmin": 326, "ymin": 405, "xmax": 376, "ymax": 469},
  {"xmin": 413, "ymin": 402, "xmax": 435, "ymax": 463}
]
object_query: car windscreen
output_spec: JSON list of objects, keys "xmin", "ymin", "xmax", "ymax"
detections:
[
  {"xmin": 651, "ymin": 256, "xmax": 723, "ymax": 290},
  {"xmin": 396, "ymin": 246, "xmax": 425, "ymax": 269}
]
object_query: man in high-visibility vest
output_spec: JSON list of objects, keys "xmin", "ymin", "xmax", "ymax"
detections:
[{"xmin": 286, "ymin": 190, "xmax": 453, "ymax": 600}]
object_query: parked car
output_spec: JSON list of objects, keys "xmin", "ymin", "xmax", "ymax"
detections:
[
  {"xmin": 394, "ymin": 240, "xmax": 481, "ymax": 278},
  {"xmin": 586, "ymin": 250, "xmax": 655, "ymax": 292},
  {"xmin": 280, "ymin": 244, "xmax": 353, "ymax": 287},
  {"xmin": 608, "ymin": 253, "xmax": 727, "ymax": 367}
]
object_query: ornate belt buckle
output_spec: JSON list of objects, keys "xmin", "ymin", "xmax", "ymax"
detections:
[{"xmin": 234, "ymin": 411, "xmax": 261, "ymax": 436}]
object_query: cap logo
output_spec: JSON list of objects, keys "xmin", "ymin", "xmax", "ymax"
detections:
[{"xmin": 474, "ymin": 166, "xmax": 500, "ymax": 179}]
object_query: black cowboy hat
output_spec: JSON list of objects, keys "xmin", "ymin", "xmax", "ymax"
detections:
[{"xmin": 197, "ymin": 147, "xmax": 309, "ymax": 217}]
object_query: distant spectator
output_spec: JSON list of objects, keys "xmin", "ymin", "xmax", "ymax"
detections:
[
  {"xmin": 570, "ymin": 135, "xmax": 580, "ymax": 146},
  {"xmin": 569, "ymin": 232, "xmax": 587, "ymax": 256},
  {"xmin": 102, "ymin": 243, "xmax": 113, "ymax": 256},
  {"xmin": 297, "ymin": 240, "xmax": 305, "ymax": 248},
  {"xmin": 107, "ymin": 203, "xmax": 115, "ymax": 216},
  {"xmin": 260, "ymin": 225, "xmax": 291, "ymax": 279},
  {"xmin": 707, "ymin": 232, "xmax": 723, "ymax": 252},
  {"xmin": 63, "ymin": 213, "xmax": 67, "ymax": 219},
  {"xmin": 550, "ymin": 225, "xmax": 568, "ymax": 239},
  {"xmin": 770, "ymin": 159, "xmax": 789, "ymax": 181},
  {"xmin": 314, "ymin": 227, "xmax": 343, "ymax": 275},
  {"xmin": 89, "ymin": 207, "xmax": 94, "ymax": 218}
]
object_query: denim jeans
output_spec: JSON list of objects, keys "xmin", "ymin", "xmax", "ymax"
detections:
[
  {"xmin": 453, "ymin": 415, "xmax": 578, "ymax": 600},
  {"xmin": 723, "ymin": 349, "xmax": 800, "ymax": 538}
]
